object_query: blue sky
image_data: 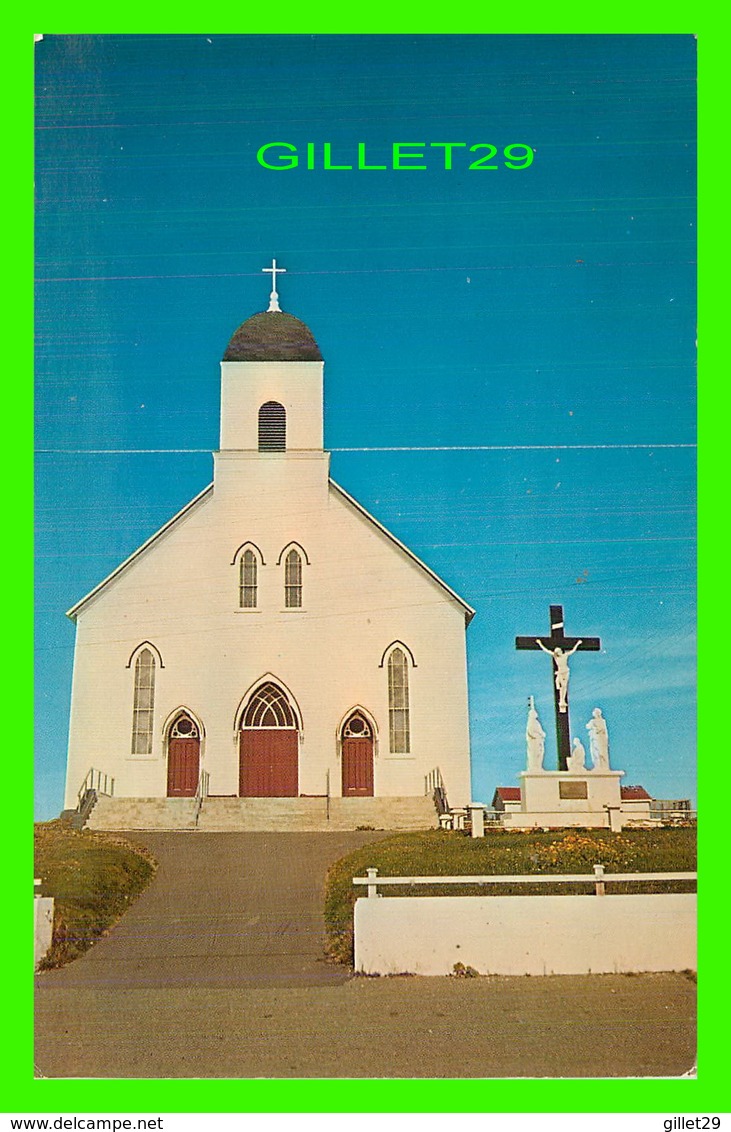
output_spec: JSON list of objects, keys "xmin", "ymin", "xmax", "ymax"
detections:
[{"xmin": 35, "ymin": 33, "xmax": 696, "ymax": 819}]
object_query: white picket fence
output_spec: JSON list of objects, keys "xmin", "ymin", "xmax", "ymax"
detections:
[{"xmin": 354, "ymin": 864, "xmax": 696, "ymax": 897}]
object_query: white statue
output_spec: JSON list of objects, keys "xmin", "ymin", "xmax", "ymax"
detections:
[
  {"xmin": 567, "ymin": 736, "xmax": 587, "ymax": 772},
  {"xmin": 586, "ymin": 707, "xmax": 610, "ymax": 770},
  {"xmin": 525, "ymin": 696, "xmax": 546, "ymax": 771},
  {"xmin": 535, "ymin": 638, "xmax": 583, "ymax": 712}
]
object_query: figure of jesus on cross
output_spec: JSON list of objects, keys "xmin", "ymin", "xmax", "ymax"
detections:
[
  {"xmin": 516, "ymin": 605, "xmax": 601, "ymax": 771},
  {"xmin": 534, "ymin": 637, "xmax": 583, "ymax": 713}
]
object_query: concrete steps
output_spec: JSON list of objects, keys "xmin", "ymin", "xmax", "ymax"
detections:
[
  {"xmin": 329, "ymin": 796, "xmax": 437, "ymax": 831},
  {"xmin": 86, "ymin": 796, "xmax": 198, "ymax": 830},
  {"xmin": 198, "ymin": 797, "xmax": 327, "ymax": 831},
  {"xmin": 198, "ymin": 795, "xmax": 437, "ymax": 832},
  {"xmin": 83, "ymin": 794, "xmax": 437, "ymax": 832}
]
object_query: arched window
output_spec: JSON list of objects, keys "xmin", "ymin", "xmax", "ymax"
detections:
[
  {"xmin": 243, "ymin": 682, "xmax": 297, "ymax": 728},
  {"xmin": 258, "ymin": 401, "xmax": 286, "ymax": 451},
  {"xmin": 284, "ymin": 548, "xmax": 302, "ymax": 608},
  {"xmin": 131, "ymin": 647, "xmax": 156, "ymax": 755},
  {"xmin": 169, "ymin": 712, "xmax": 200, "ymax": 739},
  {"xmin": 343, "ymin": 712, "xmax": 372, "ymax": 739},
  {"xmin": 387, "ymin": 647, "xmax": 410, "ymax": 754},
  {"xmin": 239, "ymin": 548, "xmax": 257, "ymax": 608}
]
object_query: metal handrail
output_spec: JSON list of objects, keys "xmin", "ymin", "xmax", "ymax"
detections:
[
  {"xmin": 425, "ymin": 767, "xmax": 444, "ymax": 794},
  {"xmin": 193, "ymin": 769, "xmax": 210, "ymax": 826},
  {"xmin": 426, "ymin": 767, "xmax": 450, "ymax": 815},
  {"xmin": 77, "ymin": 767, "xmax": 115, "ymax": 808}
]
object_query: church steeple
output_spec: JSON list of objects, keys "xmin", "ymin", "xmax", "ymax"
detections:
[{"xmin": 219, "ymin": 263, "xmax": 324, "ymax": 452}]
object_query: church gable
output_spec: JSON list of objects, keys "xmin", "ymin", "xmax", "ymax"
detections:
[
  {"xmin": 66, "ymin": 474, "xmax": 473, "ymax": 629},
  {"xmin": 328, "ymin": 479, "xmax": 475, "ymax": 625}
]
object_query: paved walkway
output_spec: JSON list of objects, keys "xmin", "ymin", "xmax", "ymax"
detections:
[
  {"xmin": 36, "ymin": 832, "xmax": 381, "ymax": 990},
  {"xmin": 34, "ymin": 832, "xmax": 696, "ymax": 1078}
]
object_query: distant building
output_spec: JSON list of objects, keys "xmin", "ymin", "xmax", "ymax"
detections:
[
  {"xmin": 491, "ymin": 787, "xmax": 522, "ymax": 814},
  {"xmin": 618, "ymin": 785, "xmax": 653, "ymax": 821}
]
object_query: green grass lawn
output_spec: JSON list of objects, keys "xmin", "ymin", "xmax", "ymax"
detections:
[
  {"xmin": 324, "ymin": 827, "xmax": 697, "ymax": 965},
  {"xmin": 34, "ymin": 819, "xmax": 157, "ymax": 969}
]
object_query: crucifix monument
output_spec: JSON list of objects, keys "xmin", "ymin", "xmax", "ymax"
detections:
[
  {"xmin": 516, "ymin": 604, "xmax": 601, "ymax": 771},
  {"xmin": 508, "ymin": 605, "xmax": 625, "ymax": 830}
]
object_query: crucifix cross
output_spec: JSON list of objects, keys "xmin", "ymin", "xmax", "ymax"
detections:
[
  {"xmin": 262, "ymin": 258, "xmax": 286, "ymax": 312},
  {"xmin": 515, "ymin": 604, "xmax": 601, "ymax": 771}
]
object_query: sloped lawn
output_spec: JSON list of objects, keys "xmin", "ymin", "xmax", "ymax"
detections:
[
  {"xmin": 324, "ymin": 826, "xmax": 697, "ymax": 965},
  {"xmin": 34, "ymin": 819, "xmax": 157, "ymax": 968}
]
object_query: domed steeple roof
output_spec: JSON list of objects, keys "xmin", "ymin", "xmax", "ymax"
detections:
[{"xmin": 223, "ymin": 310, "xmax": 322, "ymax": 362}]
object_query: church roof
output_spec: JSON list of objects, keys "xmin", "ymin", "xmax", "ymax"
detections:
[
  {"xmin": 66, "ymin": 483, "xmax": 215, "ymax": 619},
  {"xmin": 223, "ymin": 311, "xmax": 323, "ymax": 362}
]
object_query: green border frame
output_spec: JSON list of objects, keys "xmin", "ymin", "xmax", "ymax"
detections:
[{"xmin": 15, "ymin": 11, "xmax": 721, "ymax": 1115}]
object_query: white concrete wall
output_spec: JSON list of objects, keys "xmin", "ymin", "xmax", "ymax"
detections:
[
  {"xmin": 502, "ymin": 811, "xmax": 616, "ymax": 829},
  {"xmin": 64, "ymin": 451, "xmax": 472, "ymax": 808},
  {"xmin": 34, "ymin": 896, "xmax": 54, "ymax": 968},
  {"xmin": 354, "ymin": 893, "xmax": 696, "ymax": 976},
  {"xmin": 622, "ymin": 800, "xmax": 653, "ymax": 819}
]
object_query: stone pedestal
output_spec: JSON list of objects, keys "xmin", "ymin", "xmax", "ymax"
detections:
[
  {"xmin": 504, "ymin": 769, "xmax": 626, "ymax": 829},
  {"xmin": 468, "ymin": 803, "xmax": 485, "ymax": 838}
]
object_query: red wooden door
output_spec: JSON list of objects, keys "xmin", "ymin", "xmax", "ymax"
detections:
[
  {"xmin": 342, "ymin": 736, "xmax": 374, "ymax": 797},
  {"xmin": 239, "ymin": 729, "xmax": 299, "ymax": 797},
  {"xmin": 167, "ymin": 737, "xmax": 200, "ymax": 797}
]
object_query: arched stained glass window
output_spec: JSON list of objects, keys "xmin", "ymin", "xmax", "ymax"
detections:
[
  {"xmin": 343, "ymin": 712, "xmax": 372, "ymax": 739},
  {"xmin": 285, "ymin": 549, "xmax": 302, "ymax": 608},
  {"xmin": 387, "ymin": 647, "xmax": 410, "ymax": 754},
  {"xmin": 258, "ymin": 401, "xmax": 286, "ymax": 451},
  {"xmin": 169, "ymin": 712, "xmax": 199, "ymax": 739},
  {"xmin": 239, "ymin": 549, "xmax": 257, "ymax": 608},
  {"xmin": 243, "ymin": 682, "xmax": 297, "ymax": 728},
  {"xmin": 131, "ymin": 647, "xmax": 156, "ymax": 755}
]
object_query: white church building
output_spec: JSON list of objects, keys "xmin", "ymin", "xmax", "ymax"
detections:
[{"xmin": 63, "ymin": 267, "xmax": 474, "ymax": 828}]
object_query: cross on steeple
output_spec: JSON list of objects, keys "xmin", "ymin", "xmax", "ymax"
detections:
[
  {"xmin": 516, "ymin": 605, "xmax": 601, "ymax": 770},
  {"xmin": 262, "ymin": 258, "xmax": 286, "ymax": 312}
]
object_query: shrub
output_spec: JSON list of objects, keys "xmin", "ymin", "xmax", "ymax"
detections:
[
  {"xmin": 530, "ymin": 832, "xmax": 638, "ymax": 871},
  {"xmin": 34, "ymin": 819, "xmax": 156, "ymax": 968}
]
